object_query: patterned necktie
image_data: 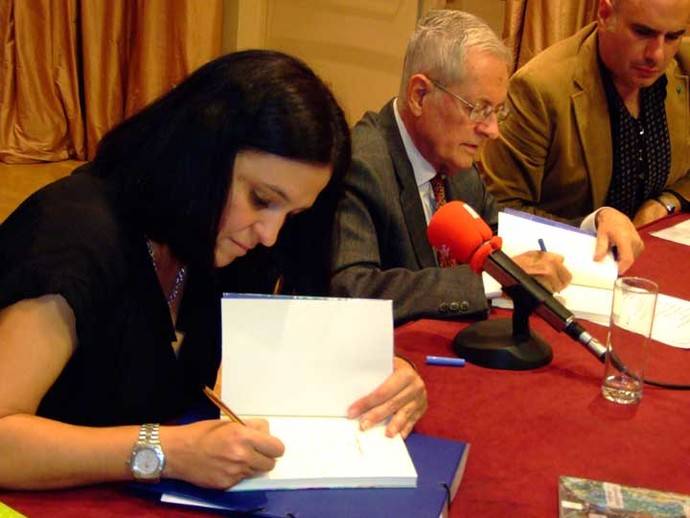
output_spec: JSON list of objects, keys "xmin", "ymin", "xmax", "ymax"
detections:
[
  {"xmin": 430, "ymin": 174, "xmax": 455, "ymax": 267},
  {"xmin": 431, "ymin": 174, "xmax": 447, "ymax": 209}
]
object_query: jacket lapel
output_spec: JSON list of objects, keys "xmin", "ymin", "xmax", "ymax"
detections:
[
  {"xmin": 379, "ymin": 101, "xmax": 438, "ymax": 268},
  {"xmin": 665, "ymin": 58, "xmax": 689, "ymax": 181},
  {"xmin": 572, "ymin": 26, "xmax": 613, "ymax": 210}
]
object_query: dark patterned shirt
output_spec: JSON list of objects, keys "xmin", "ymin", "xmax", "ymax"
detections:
[{"xmin": 601, "ymin": 63, "xmax": 671, "ymax": 218}]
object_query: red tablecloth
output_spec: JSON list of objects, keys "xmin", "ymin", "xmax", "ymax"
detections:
[
  {"xmin": 2, "ymin": 214, "xmax": 689, "ymax": 517},
  {"xmin": 404, "ymin": 213, "xmax": 690, "ymax": 517}
]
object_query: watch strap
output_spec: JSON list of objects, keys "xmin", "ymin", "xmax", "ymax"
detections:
[
  {"xmin": 655, "ymin": 193, "xmax": 677, "ymax": 215},
  {"xmin": 138, "ymin": 423, "xmax": 161, "ymax": 445},
  {"xmin": 129, "ymin": 423, "xmax": 165, "ymax": 482},
  {"xmin": 664, "ymin": 189, "xmax": 689, "ymax": 212}
]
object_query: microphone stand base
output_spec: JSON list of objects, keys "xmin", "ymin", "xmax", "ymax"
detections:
[{"xmin": 453, "ymin": 318, "xmax": 552, "ymax": 370}]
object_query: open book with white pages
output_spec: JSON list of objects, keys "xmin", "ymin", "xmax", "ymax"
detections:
[
  {"xmin": 497, "ymin": 209, "xmax": 618, "ymax": 290},
  {"xmin": 220, "ymin": 294, "xmax": 417, "ymax": 491},
  {"xmin": 483, "ymin": 210, "xmax": 690, "ymax": 349},
  {"xmin": 144, "ymin": 432, "xmax": 468, "ymax": 518},
  {"xmin": 483, "ymin": 209, "xmax": 617, "ymax": 325}
]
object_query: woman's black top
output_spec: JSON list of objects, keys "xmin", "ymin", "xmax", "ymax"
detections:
[{"xmin": 0, "ymin": 171, "xmax": 221, "ymax": 426}]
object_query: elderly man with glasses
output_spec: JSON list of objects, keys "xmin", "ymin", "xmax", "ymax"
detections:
[{"xmin": 329, "ymin": 9, "xmax": 591, "ymax": 324}]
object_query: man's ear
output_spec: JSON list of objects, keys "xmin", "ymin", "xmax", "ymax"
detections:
[
  {"xmin": 598, "ymin": 0, "xmax": 614, "ymax": 26},
  {"xmin": 406, "ymin": 74, "xmax": 431, "ymax": 117}
]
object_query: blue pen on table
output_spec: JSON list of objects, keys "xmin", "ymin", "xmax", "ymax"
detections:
[
  {"xmin": 425, "ymin": 355, "xmax": 466, "ymax": 367},
  {"xmin": 538, "ymin": 238, "xmax": 547, "ymax": 252}
]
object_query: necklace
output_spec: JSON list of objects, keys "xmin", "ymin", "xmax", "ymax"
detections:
[{"xmin": 145, "ymin": 239, "xmax": 187, "ymax": 308}]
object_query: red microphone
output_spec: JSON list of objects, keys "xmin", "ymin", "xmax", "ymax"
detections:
[
  {"xmin": 427, "ymin": 201, "xmax": 606, "ymax": 362},
  {"xmin": 427, "ymin": 202, "xmax": 502, "ymax": 273}
]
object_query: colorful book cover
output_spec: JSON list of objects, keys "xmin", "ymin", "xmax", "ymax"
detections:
[
  {"xmin": 559, "ymin": 476, "xmax": 690, "ymax": 517},
  {"xmin": 0, "ymin": 501, "xmax": 26, "ymax": 518}
]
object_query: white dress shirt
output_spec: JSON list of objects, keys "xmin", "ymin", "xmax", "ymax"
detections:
[{"xmin": 393, "ymin": 98, "xmax": 440, "ymax": 224}]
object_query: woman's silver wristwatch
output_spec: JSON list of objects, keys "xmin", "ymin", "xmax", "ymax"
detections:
[{"xmin": 128, "ymin": 423, "xmax": 165, "ymax": 483}]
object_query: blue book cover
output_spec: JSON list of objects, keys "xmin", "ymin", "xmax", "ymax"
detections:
[{"xmin": 133, "ymin": 433, "xmax": 469, "ymax": 518}]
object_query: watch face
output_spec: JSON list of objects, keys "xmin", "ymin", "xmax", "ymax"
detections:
[{"xmin": 134, "ymin": 447, "xmax": 162, "ymax": 475}]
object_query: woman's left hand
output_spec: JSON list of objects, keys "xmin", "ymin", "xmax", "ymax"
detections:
[{"xmin": 347, "ymin": 357, "xmax": 427, "ymax": 438}]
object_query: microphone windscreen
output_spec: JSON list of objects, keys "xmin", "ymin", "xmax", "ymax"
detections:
[{"xmin": 427, "ymin": 201, "xmax": 494, "ymax": 263}]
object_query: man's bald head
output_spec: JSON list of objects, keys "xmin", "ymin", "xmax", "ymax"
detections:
[{"xmin": 598, "ymin": 0, "xmax": 689, "ymax": 94}]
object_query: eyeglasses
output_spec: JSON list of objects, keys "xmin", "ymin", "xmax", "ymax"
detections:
[{"xmin": 429, "ymin": 78, "xmax": 509, "ymax": 123}]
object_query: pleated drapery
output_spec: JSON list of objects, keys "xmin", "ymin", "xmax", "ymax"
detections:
[
  {"xmin": 503, "ymin": 0, "xmax": 598, "ymax": 71},
  {"xmin": 0, "ymin": 0, "xmax": 222, "ymax": 164}
]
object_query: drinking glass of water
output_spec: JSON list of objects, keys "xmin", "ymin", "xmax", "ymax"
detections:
[{"xmin": 601, "ymin": 277, "xmax": 658, "ymax": 405}]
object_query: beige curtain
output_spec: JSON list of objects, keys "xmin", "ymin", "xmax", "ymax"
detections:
[
  {"xmin": 503, "ymin": 0, "xmax": 599, "ymax": 71},
  {"xmin": 0, "ymin": 0, "xmax": 222, "ymax": 164}
]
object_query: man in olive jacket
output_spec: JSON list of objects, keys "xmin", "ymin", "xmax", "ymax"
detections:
[{"xmin": 482, "ymin": 0, "xmax": 690, "ymax": 227}]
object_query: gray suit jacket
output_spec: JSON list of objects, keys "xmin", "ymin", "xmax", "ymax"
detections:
[{"xmin": 330, "ymin": 100, "xmax": 498, "ymax": 324}]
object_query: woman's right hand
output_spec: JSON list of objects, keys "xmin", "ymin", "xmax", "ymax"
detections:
[
  {"xmin": 0, "ymin": 296, "xmax": 283, "ymax": 490},
  {"xmin": 161, "ymin": 418, "xmax": 284, "ymax": 489}
]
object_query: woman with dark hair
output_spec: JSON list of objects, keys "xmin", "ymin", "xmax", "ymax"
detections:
[{"xmin": 0, "ymin": 50, "xmax": 427, "ymax": 490}]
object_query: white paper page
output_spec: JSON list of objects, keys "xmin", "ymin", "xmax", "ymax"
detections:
[
  {"xmin": 650, "ymin": 219, "xmax": 690, "ymax": 246},
  {"xmin": 221, "ymin": 295, "xmax": 393, "ymax": 417},
  {"xmin": 492, "ymin": 284, "xmax": 613, "ymax": 326},
  {"xmin": 493, "ymin": 290, "xmax": 690, "ymax": 349},
  {"xmin": 229, "ymin": 417, "xmax": 417, "ymax": 491},
  {"xmin": 498, "ymin": 211, "xmax": 617, "ymax": 290},
  {"xmin": 482, "ymin": 272, "xmax": 503, "ymax": 299},
  {"xmin": 556, "ymin": 284, "xmax": 613, "ymax": 326},
  {"xmin": 545, "ymin": 290, "xmax": 690, "ymax": 348},
  {"xmin": 651, "ymin": 294, "xmax": 690, "ymax": 349},
  {"xmin": 161, "ymin": 494, "xmax": 226, "ymax": 510}
]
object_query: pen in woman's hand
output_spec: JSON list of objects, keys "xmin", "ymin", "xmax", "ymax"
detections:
[{"xmin": 203, "ymin": 386, "xmax": 245, "ymax": 425}]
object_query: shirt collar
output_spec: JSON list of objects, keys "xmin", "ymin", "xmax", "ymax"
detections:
[{"xmin": 393, "ymin": 98, "xmax": 438, "ymax": 187}]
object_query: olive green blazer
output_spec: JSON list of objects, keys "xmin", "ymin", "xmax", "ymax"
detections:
[{"xmin": 481, "ymin": 22, "xmax": 690, "ymax": 222}]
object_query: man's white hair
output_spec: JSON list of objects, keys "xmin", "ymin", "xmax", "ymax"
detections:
[{"xmin": 399, "ymin": 10, "xmax": 512, "ymax": 100}]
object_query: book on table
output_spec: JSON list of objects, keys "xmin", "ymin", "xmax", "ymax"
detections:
[
  {"xmin": 151, "ymin": 433, "xmax": 469, "ymax": 518},
  {"xmin": 559, "ymin": 475, "xmax": 690, "ymax": 517},
  {"xmin": 220, "ymin": 293, "xmax": 417, "ymax": 491},
  {"xmin": 132, "ymin": 293, "xmax": 471, "ymax": 517},
  {"xmin": 0, "ymin": 501, "xmax": 25, "ymax": 518},
  {"xmin": 485, "ymin": 209, "xmax": 690, "ymax": 349},
  {"xmin": 485, "ymin": 209, "xmax": 617, "ymax": 325}
]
